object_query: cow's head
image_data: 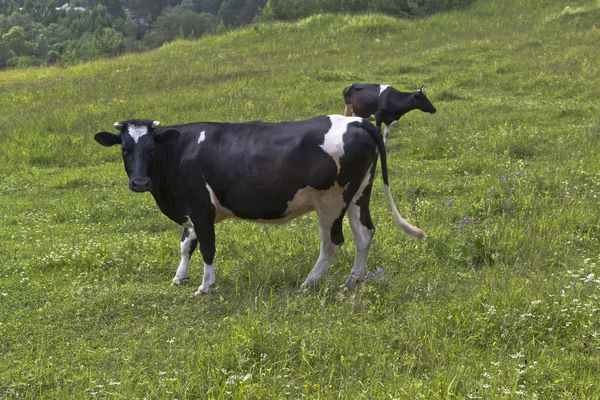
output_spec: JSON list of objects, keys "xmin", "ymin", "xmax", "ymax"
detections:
[
  {"xmin": 415, "ymin": 86, "xmax": 437, "ymax": 114},
  {"xmin": 94, "ymin": 120, "xmax": 180, "ymax": 193}
]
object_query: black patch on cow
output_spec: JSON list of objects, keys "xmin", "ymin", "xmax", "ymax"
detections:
[{"xmin": 355, "ymin": 160, "xmax": 378, "ymax": 230}]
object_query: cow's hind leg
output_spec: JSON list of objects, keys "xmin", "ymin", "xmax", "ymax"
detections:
[
  {"xmin": 342, "ymin": 161, "xmax": 377, "ymax": 288},
  {"xmin": 342, "ymin": 202, "xmax": 375, "ymax": 289},
  {"xmin": 171, "ymin": 228, "xmax": 198, "ymax": 286},
  {"xmin": 300, "ymin": 209, "xmax": 345, "ymax": 290}
]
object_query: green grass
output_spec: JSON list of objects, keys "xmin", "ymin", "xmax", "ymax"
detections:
[{"xmin": 2, "ymin": 0, "xmax": 600, "ymax": 397}]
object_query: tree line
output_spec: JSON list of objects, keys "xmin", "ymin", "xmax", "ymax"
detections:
[{"xmin": 0, "ymin": 0, "xmax": 474, "ymax": 69}]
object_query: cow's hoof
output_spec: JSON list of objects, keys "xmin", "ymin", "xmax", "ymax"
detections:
[
  {"xmin": 170, "ymin": 277, "xmax": 190, "ymax": 286},
  {"xmin": 194, "ymin": 283, "xmax": 214, "ymax": 296},
  {"xmin": 341, "ymin": 276, "xmax": 360, "ymax": 289},
  {"xmin": 298, "ymin": 282, "xmax": 316, "ymax": 293}
]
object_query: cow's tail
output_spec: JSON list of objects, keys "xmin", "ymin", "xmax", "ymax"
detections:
[{"xmin": 360, "ymin": 119, "xmax": 426, "ymax": 239}]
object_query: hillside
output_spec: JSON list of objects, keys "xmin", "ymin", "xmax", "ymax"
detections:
[{"xmin": 1, "ymin": 0, "xmax": 600, "ymax": 397}]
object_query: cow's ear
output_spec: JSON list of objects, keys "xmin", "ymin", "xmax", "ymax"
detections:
[
  {"xmin": 94, "ymin": 131, "xmax": 121, "ymax": 147},
  {"xmin": 155, "ymin": 128, "xmax": 180, "ymax": 144}
]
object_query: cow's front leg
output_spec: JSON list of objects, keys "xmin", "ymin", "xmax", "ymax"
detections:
[
  {"xmin": 195, "ymin": 262, "xmax": 215, "ymax": 296},
  {"xmin": 191, "ymin": 217, "xmax": 217, "ymax": 296},
  {"xmin": 344, "ymin": 103, "xmax": 353, "ymax": 117},
  {"xmin": 171, "ymin": 228, "xmax": 197, "ymax": 286},
  {"xmin": 383, "ymin": 125, "xmax": 391, "ymax": 145}
]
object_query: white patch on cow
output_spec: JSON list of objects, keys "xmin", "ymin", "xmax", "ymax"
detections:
[
  {"xmin": 321, "ymin": 115, "xmax": 361, "ymax": 173},
  {"xmin": 205, "ymin": 183, "xmax": 235, "ymax": 223},
  {"xmin": 379, "ymin": 85, "xmax": 390, "ymax": 96},
  {"xmin": 128, "ymin": 125, "xmax": 149, "ymax": 144},
  {"xmin": 198, "ymin": 130, "xmax": 206, "ymax": 144},
  {"xmin": 172, "ymin": 228, "xmax": 197, "ymax": 285}
]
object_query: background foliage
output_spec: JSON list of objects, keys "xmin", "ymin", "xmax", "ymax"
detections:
[
  {"xmin": 1, "ymin": 0, "xmax": 600, "ymax": 398},
  {"xmin": 0, "ymin": 0, "xmax": 475, "ymax": 68}
]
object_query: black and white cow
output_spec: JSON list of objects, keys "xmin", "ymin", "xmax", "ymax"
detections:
[
  {"xmin": 94, "ymin": 115, "xmax": 425, "ymax": 296},
  {"xmin": 343, "ymin": 83, "xmax": 437, "ymax": 145}
]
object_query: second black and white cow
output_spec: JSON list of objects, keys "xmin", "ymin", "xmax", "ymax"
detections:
[
  {"xmin": 94, "ymin": 115, "xmax": 425, "ymax": 295},
  {"xmin": 343, "ymin": 83, "xmax": 437, "ymax": 145}
]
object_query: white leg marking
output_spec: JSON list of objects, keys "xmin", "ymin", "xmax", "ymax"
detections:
[
  {"xmin": 195, "ymin": 263, "xmax": 215, "ymax": 295},
  {"xmin": 301, "ymin": 222, "xmax": 341, "ymax": 289},
  {"xmin": 383, "ymin": 120, "xmax": 398, "ymax": 145},
  {"xmin": 343, "ymin": 203, "xmax": 375, "ymax": 288},
  {"xmin": 383, "ymin": 125, "xmax": 391, "ymax": 145},
  {"xmin": 172, "ymin": 229, "xmax": 197, "ymax": 285}
]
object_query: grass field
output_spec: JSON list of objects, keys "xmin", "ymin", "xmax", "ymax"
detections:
[{"xmin": 1, "ymin": 0, "xmax": 600, "ymax": 397}]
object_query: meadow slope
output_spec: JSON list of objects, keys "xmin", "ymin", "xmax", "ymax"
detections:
[{"xmin": 1, "ymin": 0, "xmax": 600, "ymax": 397}]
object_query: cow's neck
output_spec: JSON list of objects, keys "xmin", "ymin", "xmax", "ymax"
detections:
[
  {"xmin": 148, "ymin": 146, "xmax": 186, "ymax": 224},
  {"xmin": 395, "ymin": 93, "xmax": 417, "ymax": 116}
]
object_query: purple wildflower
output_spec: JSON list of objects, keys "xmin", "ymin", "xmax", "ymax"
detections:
[
  {"xmin": 377, "ymin": 266, "xmax": 384, "ymax": 278},
  {"xmin": 463, "ymin": 217, "xmax": 469, "ymax": 224},
  {"xmin": 459, "ymin": 225, "xmax": 463, "ymax": 231},
  {"xmin": 447, "ymin": 200, "xmax": 453, "ymax": 206},
  {"xmin": 500, "ymin": 175, "xmax": 505, "ymax": 180}
]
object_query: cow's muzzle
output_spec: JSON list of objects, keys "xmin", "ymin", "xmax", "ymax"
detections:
[{"xmin": 129, "ymin": 177, "xmax": 151, "ymax": 193}]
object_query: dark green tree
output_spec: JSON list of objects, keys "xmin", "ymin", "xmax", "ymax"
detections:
[
  {"xmin": 148, "ymin": 6, "xmax": 216, "ymax": 46},
  {"xmin": 21, "ymin": 0, "xmax": 34, "ymax": 14},
  {"xmin": 2, "ymin": 25, "xmax": 33, "ymax": 55},
  {"xmin": 99, "ymin": 0, "xmax": 125, "ymax": 19},
  {"xmin": 43, "ymin": 0, "xmax": 58, "ymax": 25},
  {"xmin": 218, "ymin": 0, "xmax": 265, "ymax": 26},
  {"xmin": 0, "ymin": 0, "xmax": 19, "ymax": 16},
  {"xmin": 131, "ymin": 0, "xmax": 168, "ymax": 23},
  {"xmin": 91, "ymin": 26, "xmax": 124, "ymax": 57},
  {"xmin": 0, "ymin": 40, "xmax": 15, "ymax": 67}
]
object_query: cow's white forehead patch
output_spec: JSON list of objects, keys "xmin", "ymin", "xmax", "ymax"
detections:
[
  {"xmin": 321, "ymin": 115, "xmax": 362, "ymax": 173},
  {"xmin": 379, "ymin": 85, "xmax": 390, "ymax": 96},
  {"xmin": 198, "ymin": 130, "xmax": 206, "ymax": 144},
  {"xmin": 128, "ymin": 125, "xmax": 149, "ymax": 143}
]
